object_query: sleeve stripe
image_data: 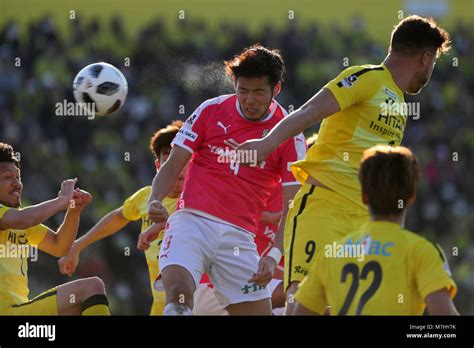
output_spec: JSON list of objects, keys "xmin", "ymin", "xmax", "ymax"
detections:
[
  {"xmin": 282, "ymin": 181, "xmax": 301, "ymax": 186},
  {"xmin": 336, "ymin": 66, "xmax": 384, "ymax": 87},
  {"xmin": 172, "ymin": 142, "xmax": 194, "ymax": 154},
  {"xmin": 424, "ymin": 237, "xmax": 446, "ymax": 262}
]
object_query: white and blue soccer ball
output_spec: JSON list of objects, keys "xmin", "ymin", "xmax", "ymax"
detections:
[{"xmin": 73, "ymin": 62, "xmax": 128, "ymax": 116}]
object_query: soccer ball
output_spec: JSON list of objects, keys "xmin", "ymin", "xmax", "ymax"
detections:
[{"xmin": 73, "ymin": 62, "xmax": 128, "ymax": 116}]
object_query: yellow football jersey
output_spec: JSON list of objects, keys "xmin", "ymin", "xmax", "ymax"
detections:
[
  {"xmin": 121, "ymin": 186, "xmax": 178, "ymax": 262},
  {"xmin": 121, "ymin": 185, "xmax": 177, "ymax": 311},
  {"xmin": 0, "ymin": 204, "xmax": 48, "ymax": 306},
  {"xmin": 291, "ymin": 64, "xmax": 406, "ymax": 210},
  {"xmin": 295, "ymin": 221, "xmax": 457, "ymax": 315}
]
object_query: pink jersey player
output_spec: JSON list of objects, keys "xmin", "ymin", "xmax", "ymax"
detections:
[
  {"xmin": 172, "ymin": 94, "xmax": 303, "ymax": 233},
  {"xmin": 148, "ymin": 45, "xmax": 304, "ymax": 315}
]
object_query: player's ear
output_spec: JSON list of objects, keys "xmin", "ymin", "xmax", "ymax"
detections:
[
  {"xmin": 420, "ymin": 50, "xmax": 432, "ymax": 67},
  {"xmin": 406, "ymin": 192, "xmax": 416, "ymax": 208},
  {"xmin": 272, "ymin": 82, "xmax": 282, "ymax": 97},
  {"xmin": 154, "ymin": 159, "xmax": 160, "ymax": 171}
]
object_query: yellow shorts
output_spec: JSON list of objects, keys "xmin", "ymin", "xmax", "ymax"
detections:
[
  {"xmin": 2, "ymin": 287, "xmax": 58, "ymax": 315},
  {"xmin": 284, "ymin": 184, "xmax": 369, "ymax": 290}
]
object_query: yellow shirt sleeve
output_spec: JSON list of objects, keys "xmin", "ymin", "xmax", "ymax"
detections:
[
  {"xmin": 414, "ymin": 240, "xmax": 457, "ymax": 300},
  {"xmin": 26, "ymin": 224, "xmax": 49, "ymax": 245},
  {"xmin": 122, "ymin": 187, "xmax": 150, "ymax": 221},
  {"xmin": 0, "ymin": 204, "xmax": 9, "ymax": 220},
  {"xmin": 294, "ymin": 252, "xmax": 328, "ymax": 314},
  {"xmin": 0, "ymin": 205, "xmax": 47, "ymax": 245},
  {"xmin": 324, "ymin": 65, "xmax": 381, "ymax": 111}
]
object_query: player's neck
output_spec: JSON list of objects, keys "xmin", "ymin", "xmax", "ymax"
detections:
[
  {"xmin": 371, "ymin": 211, "xmax": 406, "ymax": 227},
  {"xmin": 383, "ymin": 54, "xmax": 413, "ymax": 94}
]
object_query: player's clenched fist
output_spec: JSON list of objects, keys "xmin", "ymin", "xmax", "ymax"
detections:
[
  {"xmin": 137, "ymin": 222, "xmax": 166, "ymax": 251},
  {"xmin": 58, "ymin": 248, "xmax": 80, "ymax": 277},
  {"xmin": 248, "ymin": 256, "xmax": 276, "ymax": 287},
  {"xmin": 71, "ymin": 189, "xmax": 93, "ymax": 211},
  {"xmin": 148, "ymin": 200, "xmax": 169, "ymax": 223},
  {"xmin": 236, "ymin": 138, "xmax": 275, "ymax": 166},
  {"xmin": 57, "ymin": 178, "xmax": 78, "ymax": 209}
]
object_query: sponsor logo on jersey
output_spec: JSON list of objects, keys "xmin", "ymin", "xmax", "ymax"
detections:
[
  {"xmin": 443, "ymin": 261, "xmax": 453, "ymax": 277},
  {"xmin": 384, "ymin": 87, "xmax": 397, "ymax": 100},
  {"xmin": 294, "ymin": 265, "xmax": 309, "ymax": 275},
  {"xmin": 217, "ymin": 121, "xmax": 231, "ymax": 134},
  {"xmin": 344, "ymin": 236, "xmax": 394, "ymax": 257},
  {"xmin": 179, "ymin": 128, "xmax": 198, "ymax": 142},
  {"xmin": 341, "ymin": 75, "xmax": 358, "ymax": 88},
  {"xmin": 186, "ymin": 113, "xmax": 198, "ymax": 125}
]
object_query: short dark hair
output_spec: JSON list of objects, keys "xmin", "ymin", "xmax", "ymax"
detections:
[
  {"xmin": 390, "ymin": 15, "xmax": 451, "ymax": 57},
  {"xmin": 0, "ymin": 143, "xmax": 19, "ymax": 167},
  {"xmin": 359, "ymin": 145, "xmax": 420, "ymax": 215},
  {"xmin": 224, "ymin": 44, "xmax": 285, "ymax": 87},
  {"xmin": 149, "ymin": 120, "xmax": 183, "ymax": 160}
]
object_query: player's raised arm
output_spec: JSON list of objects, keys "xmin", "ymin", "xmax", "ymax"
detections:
[
  {"xmin": 148, "ymin": 145, "xmax": 191, "ymax": 223},
  {"xmin": 237, "ymin": 88, "xmax": 339, "ymax": 163},
  {"xmin": 0, "ymin": 178, "xmax": 78, "ymax": 230},
  {"xmin": 38, "ymin": 188, "xmax": 92, "ymax": 257}
]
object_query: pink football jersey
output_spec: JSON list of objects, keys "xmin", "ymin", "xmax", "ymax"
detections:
[{"xmin": 172, "ymin": 94, "xmax": 306, "ymax": 233}]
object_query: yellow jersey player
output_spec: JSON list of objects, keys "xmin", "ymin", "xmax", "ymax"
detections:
[
  {"xmin": 292, "ymin": 145, "xmax": 458, "ymax": 315},
  {"xmin": 58, "ymin": 121, "xmax": 186, "ymax": 315},
  {"xmin": 0, "ymin": 142, "xmax": 110, "ymax": 315},
  {"xmin": 237, "ymin": 16, "xmax": 451, "ymax": 312}
]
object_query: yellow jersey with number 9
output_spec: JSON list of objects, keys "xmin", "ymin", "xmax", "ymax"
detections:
[
  {"xmin": 0, "ymin": 204, "xmax": 48, "ymax": 306},
  {"xmin": 295, "ymin": 221, "xmax": 457, "ymax": 315},
  {"xmin": 291, "ymin": 64, "xmax": 407, "ymax": 210}
]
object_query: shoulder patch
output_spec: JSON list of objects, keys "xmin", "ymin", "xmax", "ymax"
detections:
[{"xmin": 336, "ymin": 66, "xmax": 384, "ymax": 88}]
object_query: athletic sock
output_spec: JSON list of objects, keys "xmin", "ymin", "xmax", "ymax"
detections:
[
  {"xmin": 163, "ymin": 302, "xmax": 193, "ymax": 316},
  {"xmin": 81, "ymin": 294, "xmax": 111, "ymax": 316}
]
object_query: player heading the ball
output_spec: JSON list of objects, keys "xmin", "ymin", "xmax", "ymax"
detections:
[{"xmin": 148, "ymin": 44, "xmax": 306, "ymax": 315}]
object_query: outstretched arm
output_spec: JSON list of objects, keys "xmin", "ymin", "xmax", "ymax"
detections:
[
  {"xmin": 58, "ymin": 207, "xmax": 130, "ymax": 276},
  {"xmin": 39, "ymin": 189, "xmax": 92, "ymax": 257},
  {"xmin": 72, "ymin": 208, "xmax": 130, "ymax": 252},
  {"xmin": 237, "ymin": 89, "xmax": 339, "ymax": 163},
  {"xmin": 0, "ymin": 178, "xmax": 78, "ymax": 230}
]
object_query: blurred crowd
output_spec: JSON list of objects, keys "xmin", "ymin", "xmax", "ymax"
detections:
[{"xmin": 0, "ymin": 14, "xmax": 473, "ymax": 314}]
